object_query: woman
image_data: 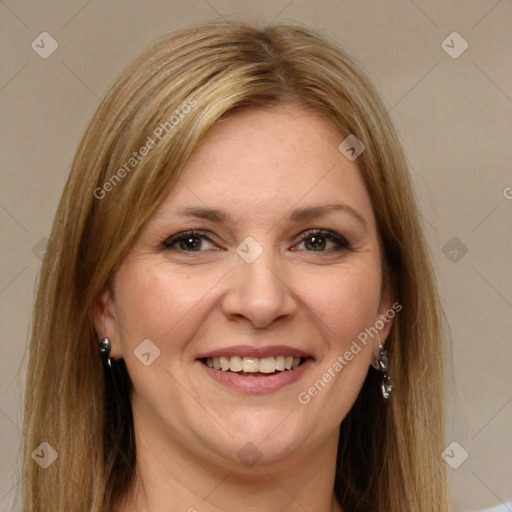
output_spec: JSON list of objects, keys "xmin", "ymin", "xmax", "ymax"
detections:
[{"xmin": 22, "ymin": 22, "xmax": 450, "ymax": 511}]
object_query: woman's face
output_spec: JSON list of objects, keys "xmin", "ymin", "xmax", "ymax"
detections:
[{"xmin": 96, "ymin": 106, "xmax": 393, "ymax": 471}]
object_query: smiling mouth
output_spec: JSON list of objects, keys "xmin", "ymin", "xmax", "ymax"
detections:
[{"xmin": 200, "ymin": 355, "xmax": 308, "ymax": 376}]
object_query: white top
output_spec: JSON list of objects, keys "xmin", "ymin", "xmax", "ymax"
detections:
[{"xmin": 478, "ymin": 503, "xmax": 512, "ymax": 512}]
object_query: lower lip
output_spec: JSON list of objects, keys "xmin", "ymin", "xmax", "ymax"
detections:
[{"xmin": 197, "ymin": 358, "xmax": 314, "ymax": 394}]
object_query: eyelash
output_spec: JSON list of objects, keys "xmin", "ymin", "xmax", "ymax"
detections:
[{"xmin": 161, "ymin": 229, "xmax": 352, "ymax": 254}]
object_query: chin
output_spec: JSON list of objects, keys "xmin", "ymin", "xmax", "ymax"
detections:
[{"xmin": 194, "ymin": 411, "xmax": 324, "ymax": 471}]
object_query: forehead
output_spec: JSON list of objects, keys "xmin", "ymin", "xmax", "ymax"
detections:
[{"xmin": 156, "ymin": 107, "xmax": 375, "ymax": 227}]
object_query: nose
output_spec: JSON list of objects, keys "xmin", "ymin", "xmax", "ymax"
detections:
[{"xmin": 221, "ymin": 249, "xmax": 297, "ymax": 329}]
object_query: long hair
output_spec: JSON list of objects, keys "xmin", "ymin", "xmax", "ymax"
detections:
[{"xmin": 22, "ymin": 21, "xmax": 449, "ymax": 511}]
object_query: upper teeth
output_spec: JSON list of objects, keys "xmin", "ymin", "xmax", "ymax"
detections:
[{"xmin": 205, "ymin": 355, "xmax": 302, "ymax": 373}]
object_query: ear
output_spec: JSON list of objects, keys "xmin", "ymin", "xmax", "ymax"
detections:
[
  {"xmin": 93, "ymin": 285, "xmax": 121, "ymax": 359},
  {"xmin": 375, "ymin": 285, "xmax": 397, "ymax": 345}
]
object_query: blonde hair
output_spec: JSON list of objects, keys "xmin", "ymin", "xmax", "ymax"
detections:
[{"xmin": 22, "ymin": 21, "xmax": 449, "ymax": 511}]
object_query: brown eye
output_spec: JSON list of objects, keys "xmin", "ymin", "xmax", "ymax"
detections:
[
  {"xmin": 178, "ymin": 235, "xmax": 202, "ymax": 251},
  {"xmin": 304, "ymin": 234, "xmax": 327, "ymax": 251},
  {"xmin": 294, "ymin": 230, "xmax": 351, "ymax": 253},
  {"xmin": 162, "ymin": 231, "xmax": 216, "ymax": 252}
]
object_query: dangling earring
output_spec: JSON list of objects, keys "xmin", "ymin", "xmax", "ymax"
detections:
[
  {"xmin": 99, "ymin": 337, "xmax": 112, "ymax": 367},
  {"xmin": 371, "ymin": 336, "xmax": 393, "ymax": 399}
]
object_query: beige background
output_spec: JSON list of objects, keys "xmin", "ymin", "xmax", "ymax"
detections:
[{"xmin": 1, "ymin": 1, "xmax": 511, "ymax": 510}]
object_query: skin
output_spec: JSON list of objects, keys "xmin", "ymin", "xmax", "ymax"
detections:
[{"xmin": 95, "ymin": 106, "xmax": 393, "ymax": 512}]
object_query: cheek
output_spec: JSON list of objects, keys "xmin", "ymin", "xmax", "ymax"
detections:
[
  {"xmin": 292, "ymin": 261, "xmax": 382, "ymax": 425},
  {"xmin": 297, "ymin": 259, "xmax": 382, "ymax": 344},
  {"xmin": 112, "ymin": 259, "xmax": 224, "ymax": 351},
  {"xmin": 110, "ymin": 259, "xmax": 228, "ymax": 405}
]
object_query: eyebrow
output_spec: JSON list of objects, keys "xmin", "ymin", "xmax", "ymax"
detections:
[{"xmin": 173, "ymin": 202, "xmax": 368, "ymax": 232}]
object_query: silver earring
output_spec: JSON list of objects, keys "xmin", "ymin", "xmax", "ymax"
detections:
[
  {"xmin": 371, "ymin": 340, "xmax": 393, "ymax": 399},
  {"xmin": 99, "ymin": 337, "xmax": 112, "ymax": 367}
]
